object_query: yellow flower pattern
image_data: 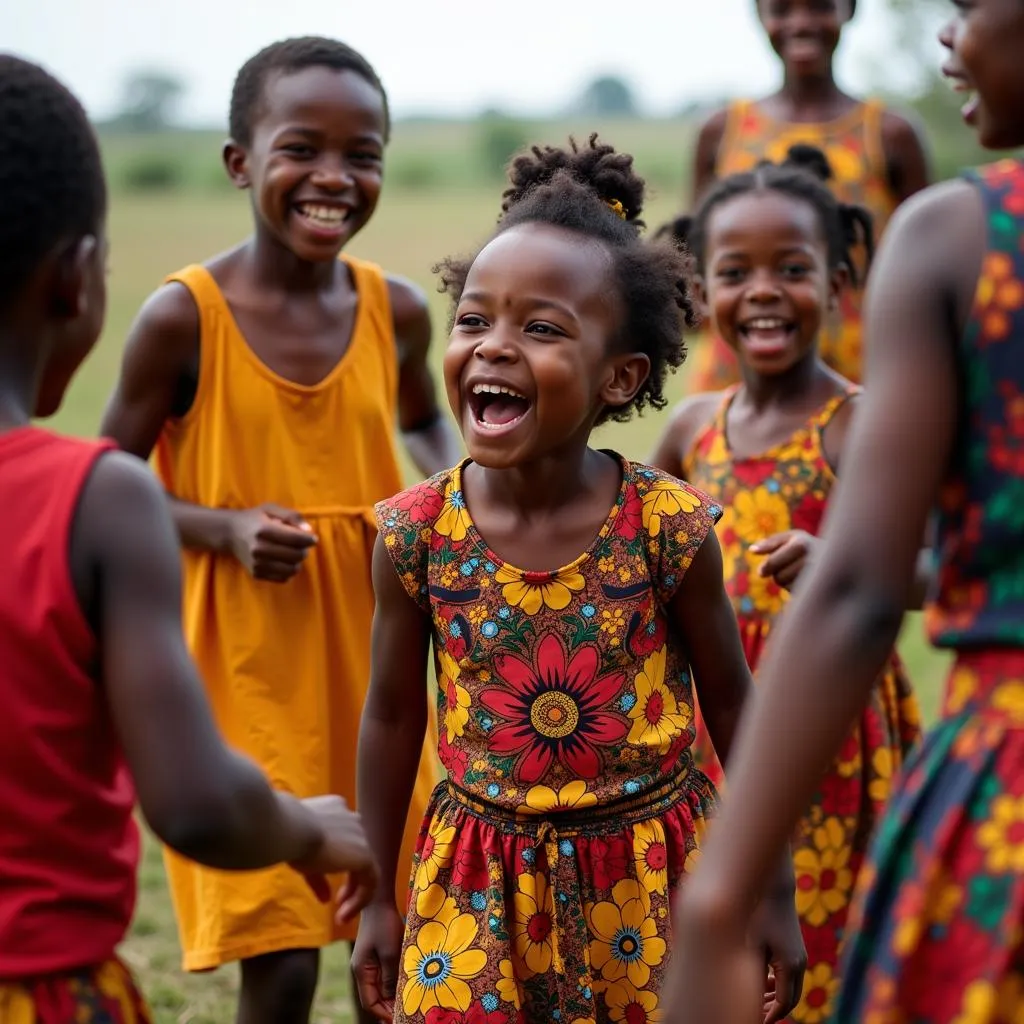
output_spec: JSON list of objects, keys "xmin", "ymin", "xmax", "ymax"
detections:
[{"xmin": 495, "ymin": 563, "xmax": 586, "ymax": 615}]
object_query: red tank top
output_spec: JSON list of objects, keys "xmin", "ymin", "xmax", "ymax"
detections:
[{"xmin": 0, "ymin": 427, "xmax": 139, "ymax": 977}]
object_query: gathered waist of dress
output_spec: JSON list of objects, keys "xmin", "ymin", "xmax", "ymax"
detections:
[{"xmin": 441, "ymin": 754, "xmax": 704, "ymax": 838}]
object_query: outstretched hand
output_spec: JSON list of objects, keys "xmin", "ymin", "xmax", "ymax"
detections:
[{"xmin": 750, "ymin": 530, "xmax": 818, "ymax": 590}]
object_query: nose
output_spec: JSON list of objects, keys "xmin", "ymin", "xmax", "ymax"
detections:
[
  {"xmin": 472, "ymin": 324, "xmax": 519, "ymax": 364},
  {"xmin": 309, "ymin": 154, "xmax": 354, "ymax": 191},
  {"xmin": 746, "ymin": 268, "xmax": 783, "ymax": 302},
  {"xmin": 937, "ymin": 16, "xmax": 954, "ymax": 51}
]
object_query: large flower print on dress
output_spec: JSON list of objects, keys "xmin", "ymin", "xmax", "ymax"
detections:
[{"xmin": 480, "ymin": 634, "xmax": 628, "ymax": 785}]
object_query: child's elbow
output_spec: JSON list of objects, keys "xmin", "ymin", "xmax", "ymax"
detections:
[{"xmin": 827, "ymin": 570, "xmax": 907, "ymax": 654}]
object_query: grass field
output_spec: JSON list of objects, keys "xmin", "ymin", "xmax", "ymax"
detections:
[{"xmin": 55, "ymin": 122, "xmax": 953, "ymax": 1023}]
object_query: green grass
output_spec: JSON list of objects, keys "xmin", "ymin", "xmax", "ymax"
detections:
[{"xmin": 55, "ymin": 126, "xmax": 953, "ymax": 1022}]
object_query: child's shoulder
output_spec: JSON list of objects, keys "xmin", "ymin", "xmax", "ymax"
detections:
[
  {"xmin": 625, "ymin": 459, "xmax": 723, "ymax": 525},
  {"xmin": 375, "ymin": 465, "xmax": 460, "ymax": 531}
]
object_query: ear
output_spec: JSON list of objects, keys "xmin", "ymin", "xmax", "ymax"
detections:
[
  {"xmin": 600, "ymin": 352, "xmax": 651, "ymax": 412},
  {"xmin": 50, "ymin": 236, "xmax": 98, "ymax": 320},
  {"xmin": 828, "ymin": 264, "xmax": 849, "ymax": 313},
  {"xmin": 690, "ymin": 274, "xmax": 711, "ymax": 325},
  {"xmin": 223, "ymin": 140, "xmax": 252, "ymax": 190}
]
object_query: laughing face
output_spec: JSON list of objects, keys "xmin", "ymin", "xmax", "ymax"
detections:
[
  {"xmin": 702, "ymin": 189, "xmax": 841, "ymax": 377},
  {"xmin": 225, "ymin": 66, "xmax": 386, "ymax": 261},
  {"xmin": 443, "ymin": 223, "xmax": 638, "ymax": 469},
  {"xmin": 757, "ymin": 0, "xmax": 853, "ymax": 80},
  {"xmin": 939, "ymin": 0, "xmax": 1024, "ymax": 150}
]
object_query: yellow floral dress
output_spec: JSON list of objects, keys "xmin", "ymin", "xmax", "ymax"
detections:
[
  {"xmin": 682, "ymin": 387, "xmax": 922, "ymax": 1024},
  {"xmin": 375, "ymin": 456, "xmax": 723, "ymax": 1024},
  {"xmin": 689, "ymin": 99, "xmax": 898, "ymax": 393}
]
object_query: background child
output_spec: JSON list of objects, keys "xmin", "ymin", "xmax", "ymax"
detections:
[
  {"xmin": 99, "ymin": 37, "xmax": 460, "ymax": 1024},
  {"xmin": 667, "ymin": 2, "xmax": 1024, "ymax": 1022},
  {"xmin": 0, "ymin": 54, "xmax": 378, "ymax": 1024},
  {"xmin": 349, "ymin": 135, "xmax": 805, "ymax": 1024},
  {"xmin": 650, "ymin": 144, "xmax": 920, "ymax": 1023},
  {"xmin": 685, "ymin": 0, "xmax": 930, "ymax": 392}
]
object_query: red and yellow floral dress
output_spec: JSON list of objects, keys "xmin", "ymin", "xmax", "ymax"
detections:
[
  {"xmin": 682, "ymin": 387, "xmax": 921, "ymax": 1024},
  {"xmin": 375, "ymin": 456, "xmax": 723, "ymax": 1024},
  {"xmin": 688, "ymin": 99, "xmax": 898, "ymax": 393},
  {"xmin": 835, "ymin": 159, "xmax": 1024, "ymax": 1024}
]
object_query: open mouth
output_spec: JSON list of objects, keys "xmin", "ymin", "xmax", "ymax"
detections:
[
  {"xmin": 293, "ymin": 202, "xmax": 353, "ymax": 235},
  {"xmin": 739, "ymin": 317, "xmax": 797, "ymax": 354},
  {"xmin": 944, "ymin": 72, "xmax": 979, "ymax": 124},
  {"xmin": 784, "ymin": 37, "xmax": 824, "ymax": 61},
  {"xmin": 467, "ymin": 382, "xmax": 532, "ymax": 433}
]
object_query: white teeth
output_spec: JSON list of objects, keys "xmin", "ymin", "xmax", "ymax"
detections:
[
  {"xmin": 471, "ymin": 383, "xmax": 526, "ymax": 400},
  {"xmin": 746, "ymin": 318, "xmax": 787, "ymax": 330},
  {"xmin": 297, "ymin": 204, "xmax": 348, "ymax": 225}
]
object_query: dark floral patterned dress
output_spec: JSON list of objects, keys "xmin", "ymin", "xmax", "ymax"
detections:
[
  {"xmin": 0, "ymin": 960, "xmax": 152, "ymax": 1024},
  {"xmin": 835, "ymin": 160, "xmax": 1024, "ymax": 1023},
  {"xmin": 375, "ymin": 456, "xmax": 723, "ymax": 1024},
  {"xmin": 682, "ymin": 387, "xmax": 922, "ymax": 1024}
]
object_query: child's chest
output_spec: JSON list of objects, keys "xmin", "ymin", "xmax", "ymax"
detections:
[{"xmin": 232, "ymin": 297, "xmax": 360, "ymax": 387}]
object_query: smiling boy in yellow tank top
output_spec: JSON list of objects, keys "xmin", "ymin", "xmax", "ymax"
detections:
[{"xmin": 100, "ymin": 37, "xmax": 460, "ymax": 1024}]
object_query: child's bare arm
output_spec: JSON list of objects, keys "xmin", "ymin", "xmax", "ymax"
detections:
[
  {"xmin": 389, "ymin": 275, "xmax": 462, "ymax": 477},
  {"xmin": 75, "ymin": 450, "xmax": 375, "ymax": 896},
  {"xmin": 670, "ymin": 533, "xmax": 806, "ymax": 1022},
  {"xmin": 351, "ymin": 533, "xmax": 432, "ymax": 1018}
]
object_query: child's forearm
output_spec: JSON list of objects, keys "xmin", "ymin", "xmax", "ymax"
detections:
[
  {"xmin": 169, "ymin": 496, "xmax": 239, "ymax": 553},
  {"xmin": 357, "ymin": 706, "xmax": 428, "ymax": 906}
]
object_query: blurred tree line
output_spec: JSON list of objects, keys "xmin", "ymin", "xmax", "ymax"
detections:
[{"xmin": 99, "ymin": 0, "xmax": 1012, "ymax": 196}]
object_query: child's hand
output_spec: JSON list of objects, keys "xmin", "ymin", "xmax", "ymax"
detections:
[
  {"xmin": 350, "ymin": 904, "xmax": 405, "ymax": 1022},
  {"xmin": 227, "ymin": 504, "xmax": 317, "ymax": 583},
  {"xmin": 749, "ymin": 887, "xmax": 807, "ymax": 1023},
  {"xmin": 750, "ymin": 530, "xmax": 817, "ymax": 589},
  {"xmin": 663, "ymin": 884, "xmax": 765, "ymax": 1024},
  {"xmin": 290, "ymin": 796, "xmax": 378, "ymax": 912}
]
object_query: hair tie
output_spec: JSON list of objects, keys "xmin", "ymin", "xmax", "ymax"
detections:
[{"xmin": 605, "ymin": 198, "xmax": 626, "ymax": 220}]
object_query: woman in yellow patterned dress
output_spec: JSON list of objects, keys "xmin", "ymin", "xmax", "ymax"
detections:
[
  {"xmin": 684, "ymin": 0, "xmax": 930, "ymax": 391},
  {"xmin": 652, "ymin": 149, "xmax": 921, "ymax": 1024}
]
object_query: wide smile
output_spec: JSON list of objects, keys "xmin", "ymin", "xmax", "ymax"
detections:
[
  {"xmin": 738, "ymin": 316, "xmax": 798, "ymax": 356},
  {"xmin": 466, "ymin": 381, "xmax": 533, "ymax": 436},
  {"xmin": 292, "ymin": 201, "xmax": 355, "ymax": 239},
  {"xmin": 942, "ymin": 69, "xmax": 979, "ymax": 125}
]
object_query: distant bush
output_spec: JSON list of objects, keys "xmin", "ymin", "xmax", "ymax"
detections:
[
  {"xmin": 387, "ymin": 154, "xmax": 442, "ymax": 191},
  {"xmin": 476, "ymin": 117, "xmax": 530, "ymax": 180},
  {"xmin": 121, "ymin": 154, "xmax": 184, "ymax": 192}
]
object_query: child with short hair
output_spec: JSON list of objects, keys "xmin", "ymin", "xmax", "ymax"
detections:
[
  {"xmin": 0, "ymin": 53, "xmax": 376, "ymax": 1024},
  {"xmin": 100, "ymin": 36, "xmax": 458, "ymax": 1024}
]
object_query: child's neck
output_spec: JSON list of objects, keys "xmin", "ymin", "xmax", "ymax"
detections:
[
  {"xmin": 245, "ymin": 231, "xmax": 345, "ymax": 295},
  {"xmin": 769, "ymin": 70, "xmax": 850, "ymax": 121},
  {"xmin": 739, "ymin": 353, "xmax": 824, "ymax": 411},
  {"xmin": 0, "ymin": 346, "xmax": 40, "ymax": 431},
  {"xmin": 471, "ymin": 445, "xmax": 610, "ymax": 521}
]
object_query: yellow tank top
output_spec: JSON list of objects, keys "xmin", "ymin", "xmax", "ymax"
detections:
[
  {"xmin": 152, "ymin": 256, "xmax": 439, "ymax": 967},
  {"xmin": 688, "ymin": 98, "xmax": 897, "ymax": 393}
]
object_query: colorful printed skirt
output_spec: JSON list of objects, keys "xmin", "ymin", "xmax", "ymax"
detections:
[
  {"xmin": 393, "ymin": 764, "xmax": 715, "ymax": 1024},
  {"xmin": 835, "ymin": 649, "xmax": 1024, "ymax": 1022},
  {"xmin": 690, "ymin": 634, "xmax": 920, "ymax": 1024},
  {"xmin": 0, "ymin": 959, "xmax": 151, "ymax": 1024}
]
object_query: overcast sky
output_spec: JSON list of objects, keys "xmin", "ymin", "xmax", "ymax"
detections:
[{"xmin": 5, "ymin": 0, "xmax": 930, "ymax": 125}]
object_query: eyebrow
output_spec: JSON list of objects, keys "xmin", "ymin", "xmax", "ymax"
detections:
[
  {"xmin": 460, "ymin": 290, "xmax": 579, "ymax": 319},
  {"xmin": 274, "ymin": 125, "xmax": 383, "ymax": 145}
]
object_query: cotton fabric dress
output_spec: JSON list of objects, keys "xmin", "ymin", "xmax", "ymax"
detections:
[
  {"xmin": 152, "ymin": 257, "xmax": 439, "ymax": 969},
  {"xmin": 375, "ymin": 457, "xmax": 723, "ymax": 1024},
  {"xmin": 689, "ymin": 99, "xmax": 898, "ymax": 392},
  {"xmin": 834, "ymin": 159, "xmax": 1024, "ymax": 1023},
  {"xmin": 682, "ymin": 388, "xmax": 922, "ymax": 1024}
]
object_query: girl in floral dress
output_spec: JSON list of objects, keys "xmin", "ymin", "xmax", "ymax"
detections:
[
  {"xmin": 348, "ymin": 137, "xmax": 806, "ymax": 1024},
  {"xmin": 667, "ymin": 4, "xmax": 1024, "ymax": 1020},
  {"xmin": 651, "ymin": 146, "xmax": 921, "ymax": 1024}
]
